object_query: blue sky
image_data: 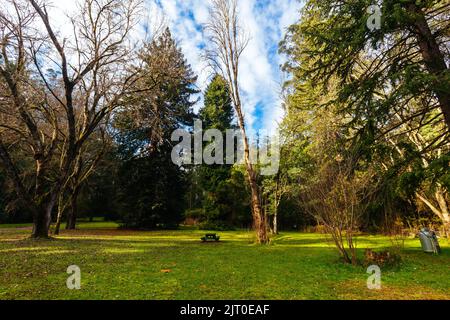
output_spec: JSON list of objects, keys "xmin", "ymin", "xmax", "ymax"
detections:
[
  {"xmin": 46, "ymin": 0, "xmax": 302, "ymax": 134},
  {"xmin": 146, "ymin": 0, "xmax": 302, "ymax": 134}
]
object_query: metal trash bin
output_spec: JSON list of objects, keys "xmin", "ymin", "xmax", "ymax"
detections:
[{"xmin": 418, "ymin": 228, "xmax": 441, "ymax": 254}]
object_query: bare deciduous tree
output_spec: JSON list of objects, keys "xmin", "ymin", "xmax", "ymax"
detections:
[
  {"xmin": 204, "ymin": 0, "xmax": 268, "ymax": 244},
  {"xmin": 54, "ymin": 127, "xmax": 110, "ymax": 234},
  {"xmin": 0, "ymin": 0, "xmax": 60, "ymax": 238},
  {"xmin": 302, "ymin": 156, "xmax": 375, "ymax": 265},
  {"xmin": 0, "ymin": 0, "xmax": 141, "ymax": 238}
]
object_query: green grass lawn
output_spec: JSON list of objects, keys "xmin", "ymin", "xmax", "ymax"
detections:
[{"xmin": 0, "ymin": 222, "xmax": 449, "ymax": 300}]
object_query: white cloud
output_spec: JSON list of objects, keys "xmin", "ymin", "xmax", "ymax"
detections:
[
  {"xmin": 38, "ymin": 0, "xmax": 302, "ymax": 134},
  {"xmin": 154, "ymin": 0, "xmax": 302, "ymax": 135}
]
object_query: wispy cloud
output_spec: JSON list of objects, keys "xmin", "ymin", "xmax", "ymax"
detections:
[
  {"xmin": 148, "ymin": 0, "xmax": 302, "ymax": 134},
  {"xmin": 45, "ymin": 0, "xmax": 302, "ymax": 134}
]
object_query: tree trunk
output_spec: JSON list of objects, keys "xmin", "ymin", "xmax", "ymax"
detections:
[
  {"xmin": 0, "ymin": 142, "xmax": 53, "ymax": 239},
  {"xmin": 54, "ymin": 209, "xmax": 63, "ymax": 235},
  {"xmin": 273, "ymin": 208, "xmax": 278, "ymax": 235},
  {"xmin": 54, "ymin": 194, "xmax": 65, "ymax": 235},
  {"xmin": 237, "ymin": 108, "xmax": 268, "ymax": 244},
  {"xmin": 417, "ymin": 192, "xmax": 449, "ymax": 238},
  {"xmin": 31, "ymin": 211, "xmax": 50, "ymax": 238},
  {"xmin": 249, "ymin": 174, "xmax": 268, "ymax": 243},
  {"xmin": 245, "ymin": 151, "xmax": 268, "ymax": 244},
  {"xmin": 435, "ymin": 187, "xmax": 450, "ymax": 238},
  {"xmin": 66, "ymin": 189, "xmax": 79, "ymax": 230},
  {"xmin": 31, "ymin": 195, "xmax": 56, "ymax": 239},
  {"xmin": 407, "ymin": 3, "xmax": 450, "ymax": 129}
]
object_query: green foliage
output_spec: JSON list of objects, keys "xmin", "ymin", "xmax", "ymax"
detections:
[
  {"xmin": 280, "ymin": 0, "xmax": 450, "ymax": 234},
  {"xmin": 281, "ymin": 0, "xmax": 449, "ymax": 137},
  {"xmin": 116, "ymin": 27, "xmax": 198, "ymax": 153},
  {"xmin": 200, "ymin": 75, "xmax": 234, "ymax": 131},
  {"xmin": 112, "ymin": 28, "xmax": 198, "ymax": 229},
  {"xmin": 188, "ymin": 75, "xmax": 248, "ymax": 228},
  {"xmin": 427, "ymin": 153, "xmax": 450, "ymax": 189},
  {"xmin": 117, "ymin": 147, "xmax": 186, "ymax": 229}
]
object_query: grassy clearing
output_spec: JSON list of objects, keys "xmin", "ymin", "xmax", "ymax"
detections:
[{"xmin": 0, "ymin": 222, "xmax": 449, "ymax": 300}]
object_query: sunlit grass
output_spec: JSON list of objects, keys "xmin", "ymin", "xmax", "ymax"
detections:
[{"xmin": 0, "ymin": 222, "xmax": 448, "ymax": 300}]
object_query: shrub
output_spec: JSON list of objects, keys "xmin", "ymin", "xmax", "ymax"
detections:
[{"xmin": 364, "ymin": 249, "xmax": 402, "ymax": 268}]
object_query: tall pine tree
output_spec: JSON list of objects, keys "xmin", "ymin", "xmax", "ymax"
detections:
[
  {"xmin": 114, "ymin": 27, "xmax": 198, "ymax": 229},
  {"xmin": 196, "ymin": 75, "xmax": 237, "ymax": 228}
]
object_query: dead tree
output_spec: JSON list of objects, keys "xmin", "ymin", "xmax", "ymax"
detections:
[{"xmin": 204, "ymin": 0, "xmax": 268, "ymax": 244}]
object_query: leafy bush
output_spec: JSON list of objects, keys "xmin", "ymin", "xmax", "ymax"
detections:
[{"xmin": 117, "ymin": 150, "xmax": 186, "ymax": 230}]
